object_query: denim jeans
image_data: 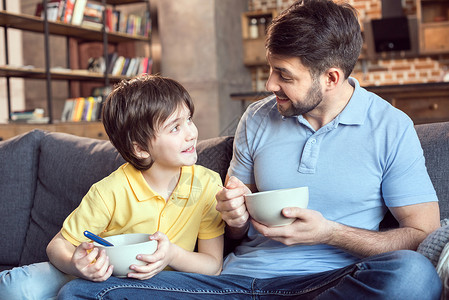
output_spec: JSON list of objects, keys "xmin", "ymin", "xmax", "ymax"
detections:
[
  {"xmin": 58, "ymin": 250, "xmax": 442, "ymax": 300},
  {"xmin": 0, "ymin": 262, "xmax": 74, "ymax": 300}
]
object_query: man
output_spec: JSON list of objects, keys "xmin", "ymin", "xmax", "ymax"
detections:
[
  {"xmin": 216, "ymin": 0, "xmax": 442, "ymax": 298},
  {"xmin": 59, "ymin": 1, "xmax": 442, "ymax": 298}
]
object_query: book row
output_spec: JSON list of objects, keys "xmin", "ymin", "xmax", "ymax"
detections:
[
  {"xmin": 61, "ymin": 96, "xmax": 103, "ymax": 122},
  {"xmin": 87, "ymin": 54, "xmax": 153, "ymax": 77},
  {"xmin": 35, "ymin": 0, "xmax": 151, "ymax": 37}
]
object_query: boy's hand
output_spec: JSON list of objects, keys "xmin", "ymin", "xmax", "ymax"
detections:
[
  {"xmin": 71, "ymin": 242, "xmax": 113, "ymax": 282},
  {"xmin": 127, "ymin": 231, "xmax": 172, "ymax": 280}
]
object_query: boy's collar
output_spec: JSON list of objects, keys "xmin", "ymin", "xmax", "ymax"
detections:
[{"xmin": 124, "ymin": 164, "xmax": 192, "ymax": 201}]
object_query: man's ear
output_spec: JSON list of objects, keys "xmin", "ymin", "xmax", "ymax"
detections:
[
  {"xmin": 324, "ymin": 68, "xmax": 343, "ymax": 89},
  {"xmin": 132, "ymin": 142, "xmax": 151, "ymax": 159}
]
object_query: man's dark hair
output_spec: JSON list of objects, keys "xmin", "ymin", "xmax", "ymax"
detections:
[
  {"xmin": 266, "ymin": 0, "xmax": 363, "ymax": 78},
  {"xmin": 102, "ymin": 74, "xmax": 194, "ymax": 171}
]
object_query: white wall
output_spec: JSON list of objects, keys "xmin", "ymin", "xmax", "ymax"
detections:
[{"xmin": 0, "ymin": 0, "xmax": 25, "ymax": 123}]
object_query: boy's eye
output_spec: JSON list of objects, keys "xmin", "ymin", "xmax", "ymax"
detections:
[
  {"xmin": 170, "ymin": 125, "xmax": 180, "ymax": 133},
  {"xmin": 187, "ymin": 116, "xmax": 193, "ymax": 123}
]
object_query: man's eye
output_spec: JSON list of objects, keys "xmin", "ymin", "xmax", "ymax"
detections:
[
  {"xmin": 280, "ymin": 74, "xmax": 292, "ymax": 81},
  {"xmin": 171, "ymin": 125, "xmax": 180, "ymax": 133}
]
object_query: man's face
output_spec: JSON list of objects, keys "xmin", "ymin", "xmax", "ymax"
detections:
[{"xmin": 266, "ymin": 52, "xmax": 324, "ymax": 117}]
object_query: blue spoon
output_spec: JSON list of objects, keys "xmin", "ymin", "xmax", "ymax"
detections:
[{"xmin": 83, "ymin": 230, "xmax": 114, "ymax": 247}]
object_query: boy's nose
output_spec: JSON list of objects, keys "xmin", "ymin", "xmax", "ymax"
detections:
[{"xmin": 186, "ymin": 124, "xmax": 198, "ymax": 140}]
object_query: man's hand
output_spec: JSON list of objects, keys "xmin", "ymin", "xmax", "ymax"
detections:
[
  {"xmin": 71, "ymin": 242, "xmax": 113, "ymax": 282},
  {"xmin": 251, "ymin": 207, "xmax": 335, "ymax": 246},
  {"xmin": 216, "ymin": 176, "xmax": 252, "ymax": 233}
]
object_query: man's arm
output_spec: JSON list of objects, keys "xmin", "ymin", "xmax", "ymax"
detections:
[
  {"xmin": 328, "ymin": 201, "xmax": 440, "ymax": 257},
  {"xmin": 252, "ymin": 201, "xmax": 440, "ymax": 257}
]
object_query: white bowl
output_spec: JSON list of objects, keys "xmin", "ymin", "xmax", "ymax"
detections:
[
  {"xmin": 94, "ymin": 233, "xmax": 158, "ymax": 277},
  {"xmin": 244, "ymin": 186, "xmax": 309, "ymax": 227}
]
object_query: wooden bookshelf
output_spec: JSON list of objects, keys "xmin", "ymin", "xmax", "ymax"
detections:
[
  {"xmin": 0, "ymin": 1, "xmax": 153, "ymax": 138},
  {"xmin": 0, "ymin": 11, "xmax": 149, "ymax": 43},
  {"xmin": 0, "ymin": 65, "xmax": 128, "ymax": 82},
  {"xmin": 0, "ymin": 122, "xmax": 108, "ymax": 141}
]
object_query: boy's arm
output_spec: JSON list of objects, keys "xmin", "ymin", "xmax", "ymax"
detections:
[
  {"xmin": 172, "ymin": 235, "xmax": 224, "ymax": 275},
  {"xmin": 47, "ymin": 232, "xmax": 113, "ymax": 281}
]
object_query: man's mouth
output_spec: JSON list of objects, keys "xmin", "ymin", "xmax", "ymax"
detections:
[{"xmin": 275, "ymin": 95, "xmax": 290, "ymax": 104}]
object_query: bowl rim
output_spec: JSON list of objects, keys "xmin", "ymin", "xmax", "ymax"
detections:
[
  {"xmin": 94, "ymin": 233, "xmax": 156, "ymax": 249},
  {"xmin": 245, "ymin": 186, "xmax": 308, "ymax": 198}
]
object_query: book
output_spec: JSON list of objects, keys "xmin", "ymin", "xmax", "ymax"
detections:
[
  {"xmin": 106, "ymin": 52, "xmax": 118, "ymax": 75},
  {"xmin": 85, "ymin": 97, "xmax": 95, "ymax": 121},
  {"xmin": 125, "ymin": 58, "xmax": 136, "ymax": 77},
  {"xmin": 73, "ymin": 97, "xmax": 85, "ymax": 121},
  {"xmin": 81, "ymin": 20, "xmax": 103, "ymax": 30},
  {"xmin": 46, "ymin": 2, "xmax": 60, "ymax": 21},
  {"xmin": 84, "ymin": 2, "xmax": 104, "ymax": 23},
  {"xmin": 105, "ymin": 7, "xmax": 114, "ymax": 32},
  {"xmin": 71, "ymin": 0, "xmax": 88, "ymax": 25},
  {"xmin": 121, "ymin": 58, "xmax": 130, "ymax": 76},
  {"xmin": 61, "ymin": 96, "xmax": 103, "ymax": 122},
  {"xmin": 58, "ymin": 0, "xmax": 67, "ymax": 21},
  {"xmin": 111, "ymin": 56, "xmax": 125, "ymax": 76},
  {"xmin": 63, "ymin": 0, "xmax": 75, "ymax": 23},
  {"xmin": 35, "ymin": 0, "xmax": 64, "ymax": 21},
  {"xmin": 61, "ymin": 98, "xmax": 75, "ymax": 121}
]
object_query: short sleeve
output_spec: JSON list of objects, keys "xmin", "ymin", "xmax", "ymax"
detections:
[
  {"xmin": 60, "ymin": 185, "xmax": 111, "ymax": 246},
  {"xmin": 381, "ymin": 120, "xmax": 438, "ymax": 207}
]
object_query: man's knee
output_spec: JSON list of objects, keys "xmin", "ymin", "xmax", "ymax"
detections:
[{"xmin": 384, "ymin": 250, "xmax": 441, "ymax": 299}]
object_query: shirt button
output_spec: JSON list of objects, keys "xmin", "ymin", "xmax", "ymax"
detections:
[{"xmin": 310, "ymin": 139, "xmax": 316, "ymax": 144}]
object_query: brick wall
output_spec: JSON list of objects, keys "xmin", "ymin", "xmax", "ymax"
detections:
[{"xmin": 247, "ymin": 0, "xmax": 449, "ymax": 88}]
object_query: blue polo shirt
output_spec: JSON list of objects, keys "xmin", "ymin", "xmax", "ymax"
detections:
[{"xmin": 222, "ymin": 77, "xmax": 438, "ymax": 278}]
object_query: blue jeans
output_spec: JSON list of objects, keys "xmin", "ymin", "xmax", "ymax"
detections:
[
  {"xmin": 58, "ymin": 250, "xmax": 442, "ymax": 299},
  {"xmin": 0, "ymin": 262, "xmax": 74, "ymax": 300}
]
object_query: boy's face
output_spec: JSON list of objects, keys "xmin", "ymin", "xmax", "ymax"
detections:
[{"xmin": 148, "ymin": 103, "xmax": 198, "ymax": 171}]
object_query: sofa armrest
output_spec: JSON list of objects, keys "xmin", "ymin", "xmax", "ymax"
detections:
[{"xmin": 417, "ymin": 219, "xmax": 449, "ymax": 267}]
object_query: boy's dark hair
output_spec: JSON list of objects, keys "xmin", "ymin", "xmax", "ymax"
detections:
[
  {"xmin": 102, "ymin": 74, "xmax": 194, "ymax": 171},
  {"xmin": 266, "ymin": 0, "xmax": 363, "ymax": 79}
]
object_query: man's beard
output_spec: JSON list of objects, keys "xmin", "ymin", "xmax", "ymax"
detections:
[{"xmin": 276, "ymin": 77, "xmax": 323, "ymax": 117}]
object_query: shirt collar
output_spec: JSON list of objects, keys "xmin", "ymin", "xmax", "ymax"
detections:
[
  {"xmin": 336, "ymin": 77, "xmax": 370, "ymax": 126},
  {"xmin": 123, "ymin": 163, "xmax": 192, "ymax": 202}
]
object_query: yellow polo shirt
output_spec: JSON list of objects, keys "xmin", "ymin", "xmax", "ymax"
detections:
[{"xmin": 61, "ymin": 163, "xmax": 224, "ymax": 252}]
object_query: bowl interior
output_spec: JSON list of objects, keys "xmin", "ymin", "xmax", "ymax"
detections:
[{"xmin": 102, "ymin": 233, "xmax": 151, "ymax": 247}]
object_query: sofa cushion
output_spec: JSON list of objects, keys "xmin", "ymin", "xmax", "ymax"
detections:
[
  {"xmin": 0, "ymin": 130, "xmax": 45, "ymax": 268},
  {"xmin": 19, "ymin": 132, "xmax": 125, "ymax": 266},
  {"xmin": 415, "ymin": 121, "xmax": 449, "ymax": 220},
  {"xmin": 197, "ymin": 136, "xmax": 234, "ymax": 183}
]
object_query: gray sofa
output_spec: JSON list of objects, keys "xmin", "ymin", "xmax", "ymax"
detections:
[{"xmin": 0, "ymin": 121, "xmax": 448, "ymax": 274}]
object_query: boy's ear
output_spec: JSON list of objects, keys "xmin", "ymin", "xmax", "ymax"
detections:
[{"xmin": 132, "ymin": 142, "xmax": 151, "ymax": 159}]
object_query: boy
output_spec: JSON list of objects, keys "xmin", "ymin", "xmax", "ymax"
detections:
[{"xmin": 0, "ymin": 74, "xmax": 224, "ymax": 298}]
